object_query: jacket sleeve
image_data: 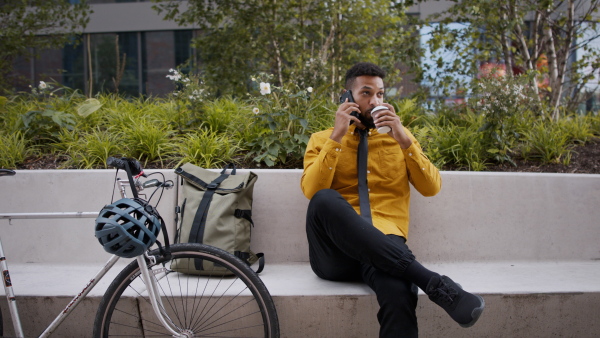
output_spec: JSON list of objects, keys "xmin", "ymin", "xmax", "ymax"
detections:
[
  {"xmin": 401, "ymin": 129, "xmax": 442, "ymax": 197},
  {"xmin": 300, "ymin": 132, "xmax": 343, "ymax": 200}
]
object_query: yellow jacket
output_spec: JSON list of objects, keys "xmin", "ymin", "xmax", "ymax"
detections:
[{"xmin": 301, "ymin": 124, "xmax": 441, "ymax": 238}]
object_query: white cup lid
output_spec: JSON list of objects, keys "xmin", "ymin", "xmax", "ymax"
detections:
[{"xmin": 371, "ymin": 105, "xmax": 388, "ymax": 114}]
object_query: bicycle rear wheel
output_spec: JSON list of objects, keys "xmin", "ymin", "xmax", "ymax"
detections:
[{"xmin": 93, "ymin": 243, "xmax": 279, "ymax": 337}]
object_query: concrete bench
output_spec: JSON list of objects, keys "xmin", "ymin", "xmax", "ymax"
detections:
[{"xmin": 1, "ymin": 169, "xmax": 600, "ymax": 337}]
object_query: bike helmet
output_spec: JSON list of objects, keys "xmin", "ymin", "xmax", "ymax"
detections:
[{"xmin": 95, "ymin": 198, "xmax": 161, "ymax": 258}]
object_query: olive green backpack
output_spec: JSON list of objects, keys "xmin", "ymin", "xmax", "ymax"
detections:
[{"xmin": 171, "ymin": 163, "xmax": 264, "ymax": 275}]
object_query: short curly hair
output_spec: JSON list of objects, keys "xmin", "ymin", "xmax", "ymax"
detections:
[{"xmin": 345, "ymin": 62, "xmax": 386, "ymax": 89}]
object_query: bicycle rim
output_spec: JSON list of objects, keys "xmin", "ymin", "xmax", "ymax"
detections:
[{"xmin": 93, "ymin": 243, "xmax": 279, "ymax": 337}]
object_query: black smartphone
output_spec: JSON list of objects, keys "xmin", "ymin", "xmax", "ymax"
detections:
[{"xmin": 339, "ymin": 90, "xmax": 359, "ymax": 124}]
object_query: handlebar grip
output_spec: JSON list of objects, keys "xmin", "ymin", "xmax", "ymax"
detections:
[
  {"xmin": 0, "ymin": 169, "xmax": 16, "ymax": 176},
  {"xmin": 107, "ymin": 156, "xmax": 125, "ymax": 169},
  {"xmin": 107, "ymin": 157, "xmax": 144, "ymax": 177}
]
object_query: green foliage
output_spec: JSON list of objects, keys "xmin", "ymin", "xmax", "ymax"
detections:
[
  {"xmin": 420, "ymin": 110, "xmax": 489, "ymax": 171},
  {"xmin": 521, "ymin": 121, "xmax": 573, "ymax": 165},
  {"xmin": 469, "ymin": 73, "xmax": 541, "ymax": 164},
  {"xmin": 21, "ymin": 108, "xmax": 76, "ymax": 139},
  {"xmin": 0, "ymin": 0, "xmax": 90, "ymax": 94},
  {"xmin": 56, "ymin": 128, "xmax": 124, "ymax": 169},
  {"xmin": 421, "ymin": 0, "xmax": 600, "ymax": 119},
  {"xmin": 1, "ymin": 75, "xmax": 598, "ymax": 171},
  {"xmin": 123, "ymin": 122, "xmax": 174, "ymax": 167},
  {"xmin": 558, "ymin": 114, "xmax": 596, "ymax": 144},
  {"xmin": 200, "ymin": 97, "xmax": 249, "ymax": 134},
  {"xmin": 589, "ymin": 113, "xmax": 600, "ymax": 136},
  {"xmin": 152, "ymin": 0, "xmax": 418, "ymax": 97},
  {"xmin": 172, "ymin": 129, "xmax": 241, "ymax": 169},
  {"xmin": 244, "ymin": 77, "xmax": 334, "ymax": 167},
  {"xmin": 0, "ymin": 132, "xmax": 34, "ymax": 168}
]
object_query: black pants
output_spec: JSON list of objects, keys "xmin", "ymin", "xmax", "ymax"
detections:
[{"xmin": 306, "ymin": 189, "xmax": 419, "ymax": 338}]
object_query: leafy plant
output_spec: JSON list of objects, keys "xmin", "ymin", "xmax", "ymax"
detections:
[
  {"xmin": 469, "ymin": 73, "xmax": 541, "ymax": 164},
  {"xmin": 0, "ymin": 131, "xmax": 33, "ymax": 168},
  {"xmin": 21, "ymin": 108, "xmax": 77, "ymax": 143},
  {"xmin": 57, "ymin": 128, "xmax": 124, "ymax": 169},
  {"xmin": 558, "ymin": 114, "xmax": 595, "ymax": 144},
  {"xmin": 122, "ymin": 121, "xmax": 174, "ymax": 167},
  {"xmin": 423, "ymin": 122, "xmax": 489, "ymax": 171},
  {"xmin": 200, "ymin": 97, "xmax": 249, "ymax": 134},
  {"xmin": 245, "ymin": 77, "xmax": 322, "ymax": 167},
  {"xmin": 521, "ymin": 121, "xmax": 573, "ymax": 165},
  {"xmin": 171, "ymin": 128, "xmax": 241, "ymax": 169}
]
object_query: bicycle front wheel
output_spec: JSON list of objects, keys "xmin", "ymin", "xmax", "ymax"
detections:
[{"xmin": 93, "ymin": 243, "xmax": 279, "ymax": 337}]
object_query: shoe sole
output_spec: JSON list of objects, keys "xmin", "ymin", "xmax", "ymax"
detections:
[{"xmin": 459, "ymin": 295, "xmax": 485, "ymax": 328}]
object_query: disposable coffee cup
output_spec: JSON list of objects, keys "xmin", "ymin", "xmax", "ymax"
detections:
[{"xmin": 371, "ymin": 106, "xmax": 391, "ymax": 134}]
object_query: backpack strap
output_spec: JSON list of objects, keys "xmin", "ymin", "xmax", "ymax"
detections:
[
  {"xmin": 188, "ymin": 172, "xmax": 228, "ymax": 244},
  {"xmin": 188, "ymin": 172, "xmax": 230, "ymax": 270},
  {"xmin": 235, "ymin": 251, "xmax": 265, "ymax": 274}
]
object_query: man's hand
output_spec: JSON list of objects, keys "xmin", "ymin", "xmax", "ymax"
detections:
[
  {"xmin": 330, "ymin": 98, "xmax": 364, "ymax": 143},
  {"xmin": 371, "ymin": 103, "xmax": 412, "ymax": 149}
]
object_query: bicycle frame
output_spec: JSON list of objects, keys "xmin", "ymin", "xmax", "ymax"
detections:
[{"xmin": 1, "ymin": 175, "xmax": 180, "ymax": 337}]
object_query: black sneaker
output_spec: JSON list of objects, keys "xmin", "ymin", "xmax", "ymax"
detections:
[{"xmin": 426, "ymin": 275, "xmax": 485, "ymax": 328}]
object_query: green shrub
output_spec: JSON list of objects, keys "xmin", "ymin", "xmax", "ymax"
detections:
[
  {"xmin": 422, "ymin": 122, "xmax": 489, "ymax": 171},
  {"xmin": 201, "ymin": 97, "xmax": 250, "ymax": 134},
  {"xmin": 122, "ymin": 121, "xmax": 174, "ymax": 167},
  {"xmin": 469, "ymin": 73, "xmax": 541, "ymax": 164},
  {"xmin": 171, "ymin": 128, "xmax": 241, "ymax": 168},
  {"xmin": 0, "ymin": 132, "xmax": 34, "ymax": 168},
  {"xmin": 558, "ymin": 114, "xmax": 595, "ymax": 144},
  {"xmin": 56, "ymin": 127, "xmax": 125, "ymax": 168},
  {"xmin": 2, "ymin": 74, "xmax": 598, "ymax": 171},
  {"xmin": 244, "ymin": 78, "xmax": 334, "ymax": 167},
  {"xmin": 521, "ymin": 121, "xmax": 572, "ymax": 165}
]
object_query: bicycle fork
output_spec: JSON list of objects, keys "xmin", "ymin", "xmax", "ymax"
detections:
[
  {"xmin": 137, "ymin": 254, "xmax": 190, "ymax": 338},
  {"xmin": 0, "ymin": 237, "xmax": 25, "ymax": 338}
]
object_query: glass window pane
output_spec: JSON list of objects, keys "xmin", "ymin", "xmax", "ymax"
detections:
[
  {"xmin": 145, "ymin": 31, "xmax": 177, "ymax": 96},
  {"xmin": 89, "ymin": 32, "xmax": 140, "ymax": 96}
]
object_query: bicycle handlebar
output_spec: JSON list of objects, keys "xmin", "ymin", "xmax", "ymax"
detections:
[
  {"xmin": 107, "ymin": 157, "xmax": 145, "ymax": 177},
  {"xmin": 0, "ymin": 169, "xmax": 16, "ymax": 176}
]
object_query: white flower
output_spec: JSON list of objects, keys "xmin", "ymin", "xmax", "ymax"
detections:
[
  {"xmin": 253, "ymin": 107, "xmax": 260, "ymax": 115},
  {"xmin": 39, "ymin": 81, "xmax": 47, "ymax": 90},
  {"xmin": 307, "ymin": 87, "xmax": 313, "ymax": 93},
  {"xmin": 252, "ymin": 77, "xmax": 256, "ymax": 82},
  {"xmin": 260, "ymin": 82, "xmax": 271, "ymax": 95}
]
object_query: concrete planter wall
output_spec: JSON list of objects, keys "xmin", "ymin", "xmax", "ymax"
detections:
[
  {"xmin": 1, "ymin": 169, "xmax": 599, "ymax": 337},
  {"xmin": 2, "ymin": 169, "xmax": 598, "ymax": 265}
]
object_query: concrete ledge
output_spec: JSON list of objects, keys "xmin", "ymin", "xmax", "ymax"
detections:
[
  {"xmin": 3, "ymin": 261, "xmax": 600, "ymax": 337},
  {"xmin": 2, "ymin": 170, "xmax": 599, "ymax": 264},
  {"xmin": 2, "ymin": 169, "xmax": 600, "ymax": 337}
]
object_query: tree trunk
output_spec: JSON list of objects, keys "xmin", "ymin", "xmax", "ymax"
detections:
[
  {"xmin": 543, "ymin": 12, "xmax": 561, "ymax": 120},
  {"xmin": 500, "ymin": 11, "xmax": 513, "ymax": 77}
]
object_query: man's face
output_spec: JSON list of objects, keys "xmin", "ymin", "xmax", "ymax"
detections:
[{"xmin": 350, "ymin": 75, "xmax": 385, "ymax": 125}]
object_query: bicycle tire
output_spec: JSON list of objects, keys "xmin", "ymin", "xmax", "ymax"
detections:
[{"xmin": 93, "ymin": 243, "xmax": 279, "ymax": 337}]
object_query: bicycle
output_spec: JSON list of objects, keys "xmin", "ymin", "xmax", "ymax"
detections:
[{"xmin": 0, "ymin": 159, "xmax": 279, "ymax": 337}]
